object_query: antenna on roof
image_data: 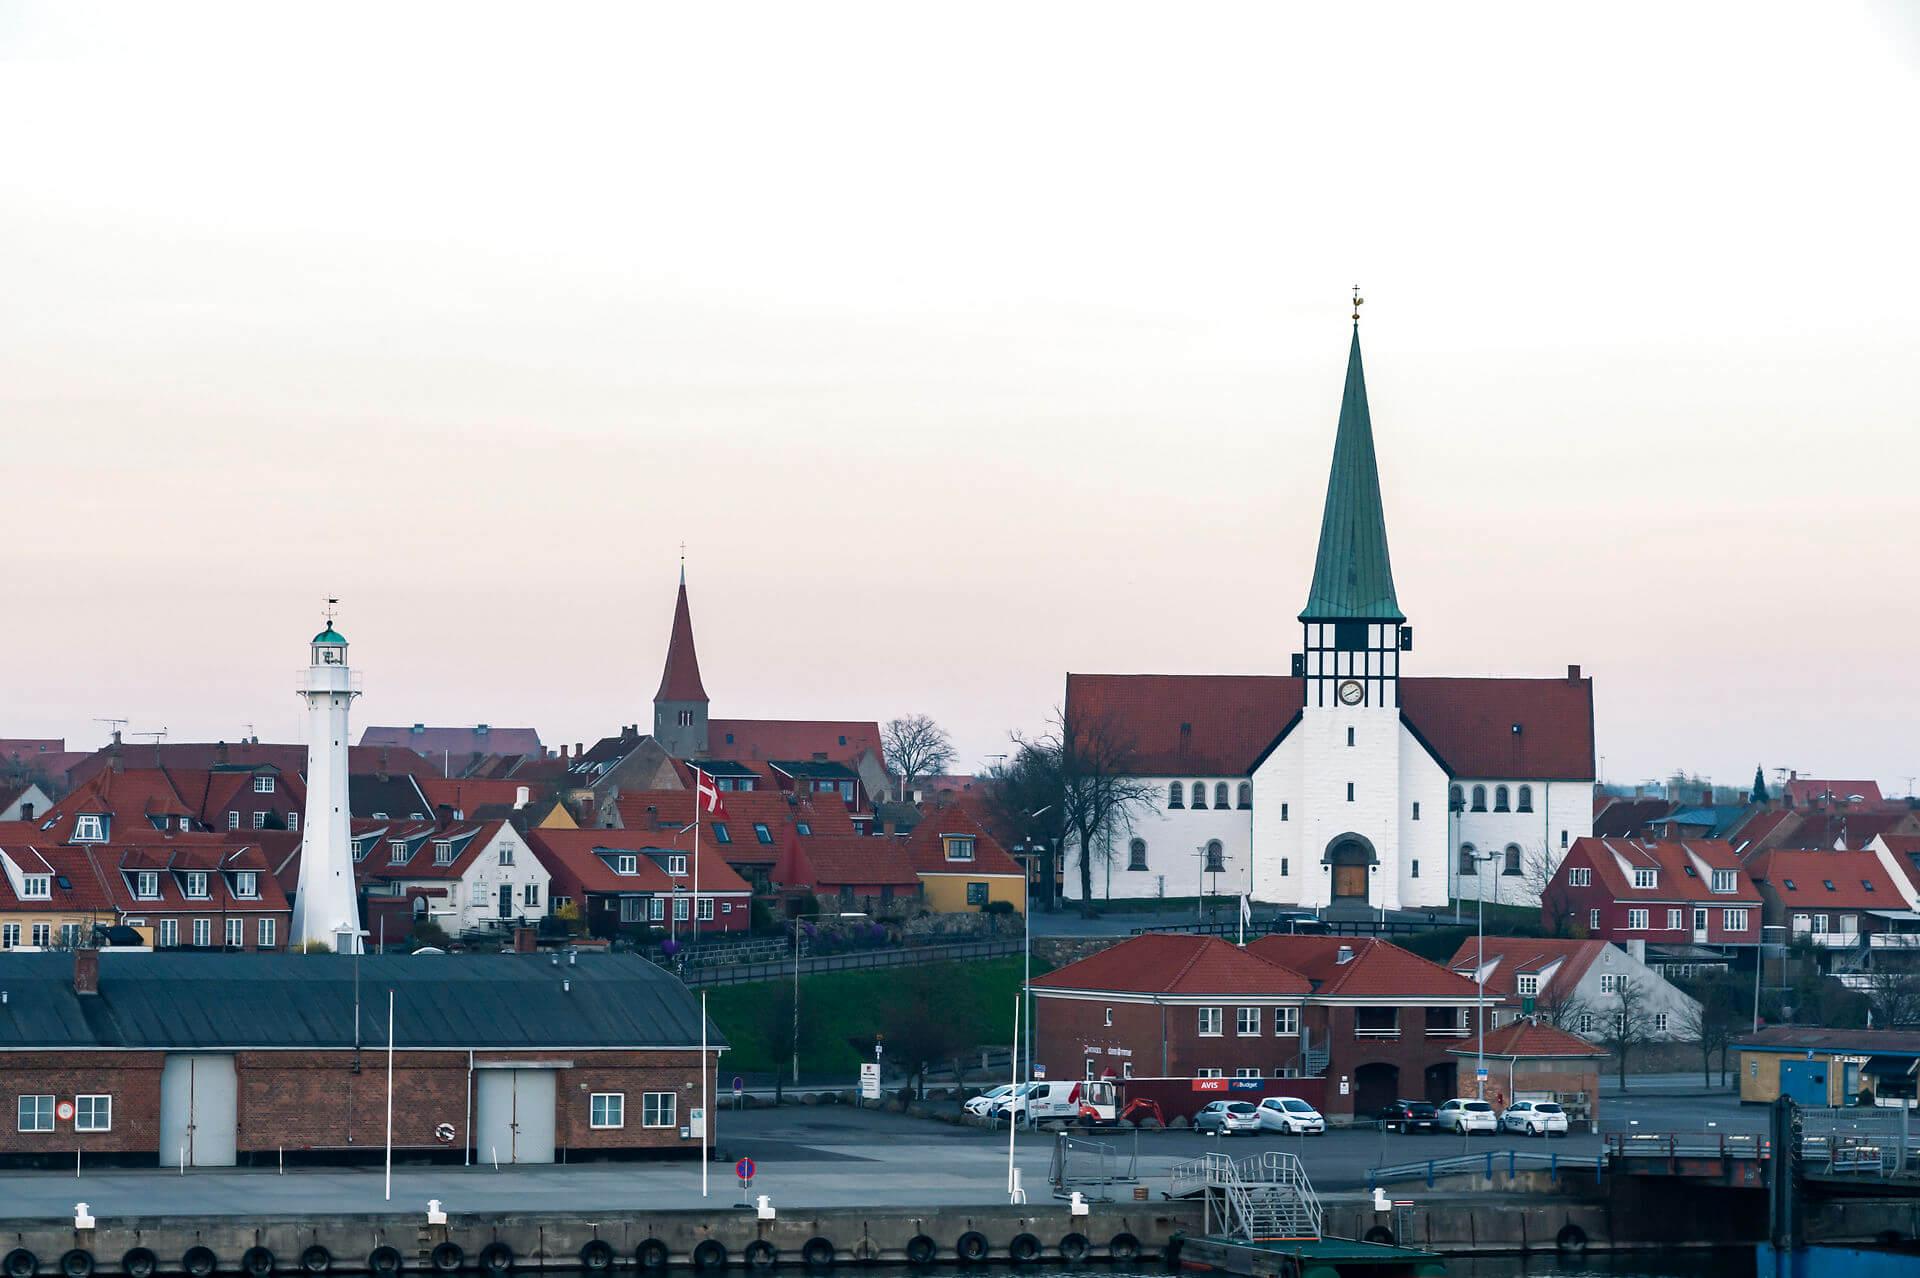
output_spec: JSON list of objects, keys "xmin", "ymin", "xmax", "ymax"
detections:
[{"xmin": 132, "ymin": 729, "xmax": 168, "ymax": 744}]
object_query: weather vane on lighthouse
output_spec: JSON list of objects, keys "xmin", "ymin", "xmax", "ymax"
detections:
[
  {"xmin": 324, "ymin": 596, "xmax": 339, "ymax": 626},
  {"xmin": 1351, "ymin": 285, "xmax": 1364, "ymax": 324}
]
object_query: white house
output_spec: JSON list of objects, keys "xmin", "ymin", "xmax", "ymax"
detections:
[
  {"xmin": 1064, "ymin": 316, "xmax": 1595, "ymax": 912},
  {"xmin": 354, "ymin": 818, "xmax": 549, "ymax": 936}
]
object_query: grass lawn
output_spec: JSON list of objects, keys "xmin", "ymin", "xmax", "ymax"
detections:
[{"xmin": 704, "ymin": 955, "xmax": 1051, "ymax": 1077}]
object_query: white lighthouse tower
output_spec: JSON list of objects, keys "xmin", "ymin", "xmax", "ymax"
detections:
[{"xmin": 291, "ymin": 607, "xmax": 363, "ymax": 952}]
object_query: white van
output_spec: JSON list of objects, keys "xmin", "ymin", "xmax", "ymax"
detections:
[{"xmin": 1013, "ymin": 1079, "xmax": 1118, "ymax": 1125}]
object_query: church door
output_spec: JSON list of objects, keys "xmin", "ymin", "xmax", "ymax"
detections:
[{"xmin": 1334, "ymin": 864, "xmax": 1369, "ymax": 900}]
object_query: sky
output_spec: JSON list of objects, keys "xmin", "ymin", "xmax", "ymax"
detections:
[{"xmin": 2, "ymin": 3, "xmax": 1917, "ymax": 795}]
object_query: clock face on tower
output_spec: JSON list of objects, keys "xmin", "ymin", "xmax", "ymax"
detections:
[{"xmin": 1337, "ymin": 679, "xmax": 1365, "ymax": 706}]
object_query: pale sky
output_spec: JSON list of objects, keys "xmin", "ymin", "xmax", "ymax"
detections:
[{"xmin": 3, "ymin": 3, "xmax": 1917, "ymax": 795}]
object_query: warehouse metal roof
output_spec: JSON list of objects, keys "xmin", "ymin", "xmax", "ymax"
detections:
[{"xmin": 0, "ymin": 952, "xmax": 723, "ymax": 1051}]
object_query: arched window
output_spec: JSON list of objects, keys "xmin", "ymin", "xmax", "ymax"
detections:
[
  {"xmin": 1214, "ymin": 782, "xmax": 1230, "ymax": 810},
  {"xmin": 1458, "ymin": 843, "xmax": 1478, "ymax": 875},
  {"xmin": 1503, "ymin": 844, "xmax": 1522, "ymax": 875},
  {"xmin": 1191, "ymin": 781, "xmax": 1208, "ymax": 810},
  {"xmin": 1168, "ymin": 781, "xmax": 1184, "ymax": 809},
  {"xmin": 1471, "ymin": 785, "xmax": 1488, "ymax": 812},
  {"xmin": 1494, "ymin": 785, "xmax": 1510, "ymax": 813},
  {"xmin": 1517, "ymin": 785, "xmax": 1534, "ymax": 813},
  {"xmin": 1449, "ymin": 784, "xmax": 1465, "ymax": 812},
  {"xmin": 1204, "ymin": 839, "xmax": 1225, "ymax": 873},
  {"xmin": 1236, "ymin": 782, "xmax": 1253, "ymax": 810},
  {"xmin": 1128, "ymin": 838, "xmax": 1148, "ymax": 871}
]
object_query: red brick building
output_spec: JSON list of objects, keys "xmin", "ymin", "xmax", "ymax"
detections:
[
  {"xmin": 0, "ymin": 950, "xmax": 720, "ymax": 1168},
  {"xmin": 1031, "ymin": 932, "xmax": 1493, "ymax": 1120},
  {"xmin": 1543, "ymin": 837, "xmax": 1762, "ymax": 947},
  {"xmin": 527, "ymin": 828, "xmax": 752, "ymax": 938}
]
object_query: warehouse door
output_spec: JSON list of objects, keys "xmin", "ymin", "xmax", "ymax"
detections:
[
  {"xmin": 1779, "ymin": 1058, "xmax": 1829, "ymax": 1106},
  {"xmin": 159, "ymin": 1054, "xmax": 238, "ymax": 1167},
  {"xmin": 475, "ymin": 1069, "xmax": 557, "ymax": 1164}
]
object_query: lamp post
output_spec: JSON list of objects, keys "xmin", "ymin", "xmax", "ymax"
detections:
[{"xmin": 1468, "ymin": 848, "xmax": 1500, "ymax": 1098}]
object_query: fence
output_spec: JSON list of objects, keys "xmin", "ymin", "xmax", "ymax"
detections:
[
  {"xmin": 1130, "ymin": 918, "xmax": 1430, "ymax": 940},
  {"xmin": 1368, "ymin": 1149, "xmax": 1590, "ymax": 1189},
  {"xmin": 680, "ymin": 938, "xmax": 1023, "ymax": 986}
]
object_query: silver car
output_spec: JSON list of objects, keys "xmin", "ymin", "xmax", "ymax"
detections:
[{"xmin": 1194, "ymin": 1100, "xmax": 1262, "ymax": 1136}]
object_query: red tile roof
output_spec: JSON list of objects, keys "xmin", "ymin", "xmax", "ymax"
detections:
[
  {"xmin": 776, "ymin": 833, "xmax": 920, "ymax": 890},
  {"xmin": 1248, "ymin": 936, "xmax": 1486, "ymax": 1001},
  {"xmin": 1785, "ymin": 779, "xmax": 1885, "ymax": 807},
  {"xmin": 359, "ymin": 726, "xmax": 546, "ymax": 758},
  {"xmin": 902, "ymin": 805, "xmax": 1025, "ymax": 877},
  {"xmin": 1592, "ymin": 798, "xmax": 1678, "ymax": 838},
  {"xmin": 0, "ymin": 842, "xmax": 117, "ymax": 911},
  {"xmin": 1448, "ymin": 1022, "xmax": 1607, "ymax": 1059},
  {"xmin": 1062, "ymin": 672, "xmax": 1595, "ymax": 779},
  {"xmin": 1566, "ymin": 838, "xmax": 1762, "ymax": 904},
  {"xmin": 708, "ymin": 720, "xmax": 884, "ymax": 771},
  {"xmin": 1731, "ymin": 809, "xmax": 1795, "ymax": 853},
  {"xmin": 1875, "ymin": 835, "xmax": 1920, "ymax": 897},
  {"xmin": 1032, "ymin": 933, "xmax": 1312, "ymax": 997},
  {"xmin": 655, "ymin": 579, "xmax": 709, "ymax": 703},
  {"xmin": 346, "ymin": 819, "xmax": 505, "ymax": 882},
  {"xmin": 526, "ymin": 828, "xmax": 751, "ymax": 896},
  {"xmin": 416, "ymin": 776, "xmax": 535, "ymax": 817},
  {"xmin": 1769, "ymin": 809, "xmax": 1920, "ymax": 851},
  {"xmin": 1746, "ymin": 849, "xmax": 1903, "ymax": 911},
  {"xmin": 87, "ymin": 842, "xmax": 291, "ymax": 913},
  {"xmin": 1444, "ymin": 937, "xmax": 1608, "ymax": 1000},
  {"xmin": 612, "ymin": 788, "xmax": 801, "ymax": 866}
]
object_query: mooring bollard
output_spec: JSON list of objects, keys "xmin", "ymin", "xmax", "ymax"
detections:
[
  {"xmin": 755, "ymin": 1195, "xmax": 775, "ymax": 1221},
  {"xmin": 74, "ymin": 1204, "xmax": 95, "ymax": 1230},
  {"xmin": 427, "ymin": 1200, "xmax": 447, "ymax": 1226},
  {"xmin": 1069, "ymin": 1191, "xmax": 1089, "ymax": 1218}
]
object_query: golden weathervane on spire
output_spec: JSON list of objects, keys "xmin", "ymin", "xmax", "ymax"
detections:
[{"xmin": 1351, "ymin": 285, "xmax": 1364, "ymax": 323}]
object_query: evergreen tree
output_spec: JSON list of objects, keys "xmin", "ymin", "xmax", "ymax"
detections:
[{"xmin": 1751, "ymin": 765, "xmax": 1769, "ymax": 805}]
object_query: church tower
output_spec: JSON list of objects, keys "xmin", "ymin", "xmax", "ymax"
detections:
[
  {"xmin": 1293, "ymin": 292, "xmax": 1415, "ymax": 911},
  {"xmin": 652, "ymin": 568, "xmax": 710, "ymax": 758},
  {"xmin": 291, "ymin": 611, "xmax": 363, "ymax": 952}
]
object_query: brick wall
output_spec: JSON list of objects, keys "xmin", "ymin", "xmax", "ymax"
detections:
[{"xmin": 1, "ymin": 1052, "xmax": 166, "ymax": 1155}]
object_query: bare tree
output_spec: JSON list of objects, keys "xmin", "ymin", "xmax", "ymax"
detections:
[
  {"xmin": 1675, "ymin": 973, "xmax": 1742, "ymax": 1087},
  {"xmin": 1599, "ymin": 974, "xmax": 1659, "ymax": 1091},
  {"xmin": 1525, "ymin": 849, "xmax": 1581, "ymax": 937},
  {"xmin": 1010, "ymin": 708, "xmax": 1155, "ymax": 918},
  {"xmin": 883, "ymin": 715, "xmax": 956, "ymax": 801},
  {"xmin": 983, "ymin": 750, "xmax": 1066, "ymax": 912},
  {"xmin": 1532, "ymin": 980, "xmax": 1595, "ymax": 1034},
  {"xmin": 1860, "ymin": 966, "xmax": 1920, "ymax": 1030}
]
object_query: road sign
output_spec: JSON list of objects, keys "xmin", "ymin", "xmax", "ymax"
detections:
[
  {"xmin": 859, "ymin": 1061, "xmax": 881, "ymax": 1100},
  {"xmin": 55, "ymin": 1100, "xmax": 74, "ymax": 1122},
  {"xmin": 1476, "ymin": 1068, "xmax": 1489, "ymax": 1080},
  {"xmin": 735, "ymin": 1156, "xmax": 756, "ymax": 1186},
  {"xmin": 732, "ymin": 1075, "xmax": 743, "ymax": 1098},
  {"xmin": 435, "ymin": 1122, "xmax": 456, "ymax": 1144},
  {"xmin": 1032, "ymin": 1063, "xmax": 1046, "ymax": 1079}
]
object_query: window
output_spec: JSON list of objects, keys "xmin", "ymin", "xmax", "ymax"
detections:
[
  {"xmin": 1494, "ymin": 785, "xmax": 1510, "ymax": 813},
  {"xmin": 21, "ymin": 874, "xmax": 50, "ymax": 900},
  {"xmin": 1347, "ymin": 726, "xmax": 1355, "ymax": 747},
  {"xmin": 1631, "ymin": 867, "xmax": 1658, "ymax": 889},
  {"xmin": 1599, "ymin": 973, "xmax": 1622, "ymax": 994},
  {"xmin": 59, "ymin": 923, "xmax": 80, "ymax": 949},
  {"xmin": 352, "ymin": 840, "xmax": 367, "ymax": 862},
  {"xmin": 1281, "ymin": 803, "xmax": 1289, "ymax": 821},
  {"xmin": 696, "ymin": 896, "xmax": 713, "ymax": 920},
  {"xmin": 1280, "ymin": 857, "xmax": 1289, "ymax": 876},
  {"xmin": 1710, "ymin": 868, "xmax": 1736, "ymax": 893},
  {"xmin": 1346, "ymin": 782, "xmax": 1355, "ymax": 802},
  {"xmin": 1, "ymin": 924, "xmax": 17, "ymax": 949},
  {"xmin": 1204, "ymin": 840, "xmax": 1224, "ymax": 873},
  {"xmin": 1569, "ymin": 867, "xmax": 1590, "ymax": 887},
  {"xmin": 1578, "ymin": 1013, "xmax": 1596, "ymax": 1035},
  {"xmin": 1517, "ymin": 785, "xmax": 1533, "ymax": 813},
  {"xmin": 641, "ymin": 1092, "xmax": 676, "ymax": 1128},
  {"xmin": 75, "ymin": 814, "xmax": 106, "ymax": 842},
  {"xmin": 498, "ymin": 844, "xmax": 515, "ymax": 866},
  {"xmin": 1470, "ymin": 785, "xmax": 1487, "ymax": 812},
  {"xmin": 1127, "ymin": 838, "xmax": 1148, "ymax": 871},
  {"xmin": 1214, "ymin": 782, "xmax": 1230, "ymax": 809},
  {"xmin": 666, "ymin": 896, "xmax": 686, "ymax": 922},
  {"xmin": 1237, "ymin": 783, "xmax": 1252, "ymax": 810},
  {"xmin": 524, "ymin": 883, "xmax": 541, "ymax": 908},
  {"xmin": 1354, "ymin": 1007, "xmax": 1399, "ymax": 1037},
  {"xmin": 1655, "ymin": 1013, "xmax": 1670, "ymax": 1033},
  {"xmin": 30, "ymin": 923, "xmax": 48, "ymax": 947},
  {"xmin": 226, "ymin": 870, "xmax": 257, "ymax": 899},
  {"xmin": 1516, "ymin": 974, "xmax": 1540, "ymax": 996},
  {"xmin": 1198, "ymin": 1007, "xmax": 1223, "ymax": 1036},
  {"xmin": 1458, "ymin": 843, "xmax": 1478, "ymax": 875},
  {"xmin": 184, "ymin": 871, "xmax": 209, "ymax": 899},
  {"xmin": 1412, "ymin": 801, "xmax": 1421, "ymax": 821},
  {"xmin": 1559, "ymin": 828, "xmax": 1567, "ymax": 848},
  {"xmin": 1411, "ymin": 859, "xmax": 1420, "ymax": 878},
  {"xmin": 254, "ymin": 776, "xmax": 275, "ymax": 793},
  {"xmin": 1274, "ymin": 1007, "xmax": 1299, "ymax": 1036},
  {"xmin": 17, "ymin": 1095, "xmax": 54, "ymax": 1133},
  {"xmin": 192, "ymin": 918, "xmax": 211, "ymax": 947},
  {"xmin": 258, "ymin": 918, "xmax": 276, "ymax": 948},
  {"xmin": 1626, "ymin": 909, "xmax": 1649, "ymax": 930},
  {"xmin": 226, "ymin": 918, "xmax": 244, "ymax": 948},
  {"xmin": 1724, "ymin": 908, "xmax": 1749, "ymax": 931},
  {"xmin": 1234, "ymin": 1068, "xmax": 1261, "ymax": 1079},
  {"xmin": 711, "ymin": 822, "xmax": 731, "ymax": 844},
  {"xmin": 590, "ymin": 1093, "xmax": 625, "ymax": 1128},
  {"xmin": 944, "ymin": 836, "xmax": 975, "ymax": 862},
  {"xmin": 389, "ymin": 842, "xmax": 410, "ymax": 865},
  {"xmin": 667, "ymin": 854, "xmax": 688, "ymax": 875},
  {"xmin": 1168, "ymin": 781, "xmax": 1184, "ymax": 809},
  {"xmin": 965, "ymin": 881, "xmax": 989, "ymax": 906},
  {"xmin": 1503, "ymin": 845, "xmax": 1521, "ymax": 875},
  {"xmin": 1822, "ymin": 880, "xmax": 1835, "ymax": 892},
  {"xmin": 615, "ymin": 854, "xmax": 638, "ymax": 875},
  {"xmin": 74, "ymin": 1095, "xmax": 112, "ymax": 1132},
  {"xmin": 248, "ymin": 810, "xmax": 267, "ymax": 830},
  {"xmin": 678, "ymin": 709, "xmax": 694, "ymax": 727},
  {"xmin": 753, "ymin": 823, "xmax": 773, "ymax": 844},
  {"xmin": 648, "ymin": 898, "xmax": 665, "ymax": 921},
  {"xmin": 432, "ymin": 841, "xmax": 455, "ymax": 865},
  {"xmin": 1814, "ymin": 913, "xmax": 1829, "ymax": 932},
  {"xmin": 1589, "ymin": 908, "xmax": 1601, "ymax": 930},
  {"xmin": 1666, "ymin": 908, "xmax": 1683, "ymax": 930},
  {"xmin": 227, "ymin": 812, "xmax": 240, "ymax": 831},
  {"xmin": 1236, "ymin": 1007, "xmax": 1260, "ymax": 1036},
  {"xmin": 1190, "ymin": 781, "xmax": 1207, "ymax": 810},
  {"xmin": 157, "ymin": 919, "xmax": 178, "ymax": 948},
  {"xmin": 1197, "ymin": 1068, "xmax": 1224, "ymax": 1079},
  {"xmin": 1449, "ymin": 784, "xmax": 1464, "ymax": 811}
]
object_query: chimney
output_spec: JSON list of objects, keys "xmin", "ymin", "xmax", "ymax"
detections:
[
  {"xmin": 74, "ymin": 948, "xmax": 100, "ymax": 996},
  {"xmin": 1567, "ymin": 664, "xmax": 1581, "ymax": 682},
  {"xmin": 575, "ymin": 742, "xmax": 584, "ymax": 758},
  {"xmin": 1703, "ymin": 789, "xmax": 1713, "ymax": 806},
  {"xmin": 512, "ymin": 925, "xmax": 537, "ymax": 954},
  {"xmin": 436, "ymin": 803, "xmax": 454, "ymax": 827},
  {"xmin": 1335, "ymin": 945, "xmax": 1354, "ymax": 965},
  {"xmin": 216, "ymin": 741, "xmax": 229, "ymax": 765}
]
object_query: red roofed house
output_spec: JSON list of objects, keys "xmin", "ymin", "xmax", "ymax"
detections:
[
  {"xmin": 1544, "ymin": 838, "xmax": 1762, "ymax": 949},
  {"xmin": 1746, "ymin": 847, "xmax": 1918, "ymax": 950},
  {"xmin": 903, "ymin": 804, "xmax": 1027, "ymax": 915},
  {"xmin": 347, "ymin": 818, "xmax": 550, "ymax": 937},
  {"xmin": 774, "ymin": 832, "xmax": 921, "ymax": 916},
  {"xmin": 527, "ymin": 827, "xmax": 751, "ymax": 940},
  {"xmin": 0, "ymin": 840, "xmax": 121, "ymax": 949},
  {"xmin": 1446, "ymin": 937, "xmax": 1703, "ymax": 1043},
  {"xmin": 1446, "ymin": 1023, "xmax": 1607, "ymax": 1124},
  {"xmin": 1060, "ymin": 322, "xmax": 1594, "ymax": 914},
  {"xmin": 1785, "ymin": 778, "xmax": 1885, "ymax": 809},
  {"xmin": 91, "ymin": 840, "xmax": 292, "ymax": 951}
]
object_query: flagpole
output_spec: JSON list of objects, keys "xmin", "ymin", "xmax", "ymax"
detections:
[
  {"xmin": 701, "ymin": 989, "xmax": 710, "ymax": 1198},
  {"xmin": 384, "ymin": 989, "xmax": 395, "ymax": 1201},
  {"xmin": 692, "ymin": 768, "xmax": 701, "ymax": 951}
]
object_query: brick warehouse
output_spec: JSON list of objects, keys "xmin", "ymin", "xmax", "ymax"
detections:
[{"xmin": 0, "ymin": 949, "xmax": 722, "ymax": 1168}]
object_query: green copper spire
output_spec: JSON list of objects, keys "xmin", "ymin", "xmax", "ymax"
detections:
[{"xmin": 1299, "ymin": 314, "xmax": 1403, "ymax": 622}]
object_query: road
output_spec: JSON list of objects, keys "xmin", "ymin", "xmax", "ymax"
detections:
[{"xmin": 0, "ymin": 1090, "xmax": 1754, "ymax": 1221}]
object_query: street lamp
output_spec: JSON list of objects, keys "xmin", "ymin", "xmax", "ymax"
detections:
[{"xmin": 1465, "ymin": 847, "xmax": 1501, "ymax": 1098}]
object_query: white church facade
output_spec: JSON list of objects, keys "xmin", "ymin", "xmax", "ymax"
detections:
[{"xmin": 1065, "ymin": 314, "xmax": 1595, "ymax": 913}]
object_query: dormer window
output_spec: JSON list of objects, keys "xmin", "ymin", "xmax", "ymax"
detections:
[
  {"xmin": 177, "ymin": 817, "xmax": 191, "ymax": 832},
  {"xmin": 227, "ymin": 812, "xmax": 240, "ymax": 831},
  {"xmin": 21, "ymin": 874, "xmax": 51, "ymax": 900},
  {"xmin": 944, "ymin": 836, "xmax": 975, "ymax": 862},
  {"xmin": 73, "ymin": 814, "xmax": 106, "ymax": 843},
  {"xmin": 135, "ymin": 871, "xmax": 160, "ymax": 900},
  {"xmin": 615, "ymin": 854, "xmax": 638, "ymax": 875},
  {"xmin": 433, "ymin": 841, "xmax": 455, "ymax": 865},
  {"xmin": 1516, "ymin": 974, "xmax": 1540, "ymax": 996},
  {"xmin": 352, "ymin": 840, "xmax": 367, "ymax": 862},
  {"xmin": 1631, "ymin": 867, "xmax": 1658, "ymax": 889},
  {"xmin": 668, "ymin": 854, "xmax": 688, "ymax": 876},
  {"xmin": 1711, "ymin": 868, "xmax": 1736, "ymax": 893},
  {"xmin": 389, "ymin": 840, "xmax": 409, "ymax": 864},
  {"xmin": 233, "ymin": 871, "xmax": 259, "ymax": 899},
  {"xmin": 183, "ymin": 871, "xmax": 210, "ymax": 899},
  {"xmin": 712, "ymin": 823, "xmax": 731, "ymax": 845},
  {"xmin": 254, "ymin": 776, "xmax": 275, "ymax": 794}
]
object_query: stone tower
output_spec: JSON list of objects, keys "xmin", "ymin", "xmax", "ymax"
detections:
[{"xmin": 652, "ymin": 568, "xmax": 710, "ymax": 758}]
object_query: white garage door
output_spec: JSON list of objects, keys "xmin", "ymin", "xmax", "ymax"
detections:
[
  {"xmin": 474, "ymin": 1069, "xmax": 557, "ymax": 1164},
  {"xmin": 158, "ymin": 1054, "xmax": 238, "ymax": 1167}
]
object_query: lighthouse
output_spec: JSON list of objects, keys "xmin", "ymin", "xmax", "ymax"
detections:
[{"xmin": 291, "ymin": 611, "xmax": 363, "ymax": 952}]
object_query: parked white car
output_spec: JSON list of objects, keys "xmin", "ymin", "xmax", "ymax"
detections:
[
  {"xmin": 1256, "ymin": 1097, "xmax": 1326, "ymax": 1135},
  {"xmin": 1194, "ymin": 1100, "xmax": 1263, "ymax": 1136},
  {"xmin": 1500, "ymin": 1101, "xmax": 1570, "ymax": 1137},
  {"xmin": 1435, "ymin": 1099, "xmax": 1499, "ymax": 1134},
  {"xmin": 966, "ymin": 1085, "xmax": 1018, "ymax": 1117},
  {"xmin": 987, "ymin": 1084, "xmax": 1033, "ymax": 1119}
]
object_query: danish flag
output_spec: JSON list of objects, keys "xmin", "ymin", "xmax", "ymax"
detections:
[{"xmin": 693, "ymin": 766, "xmax": 730, "ymax": 819}]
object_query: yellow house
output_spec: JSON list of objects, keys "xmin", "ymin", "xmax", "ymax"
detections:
[{"xmin": 906, "ymin": 807, "xmax": 1026, "ymax": 915}]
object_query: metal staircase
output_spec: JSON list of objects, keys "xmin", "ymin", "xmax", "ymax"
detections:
[{"xmin": 1170, "ymin": 1151, "xmax": 1323, "ymax": 1242}]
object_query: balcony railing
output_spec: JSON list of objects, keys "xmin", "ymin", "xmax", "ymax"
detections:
[
  {"xmin": 1424, "ymin": 1027, "xmax": 1471, "ymax": 1038},
  {"xmin": 1354, "ymin": 1027, "xmax": 1402, "ymax": 1039}
]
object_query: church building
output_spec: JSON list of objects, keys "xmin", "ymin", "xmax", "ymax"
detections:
[{"xmin": 1065, "ymin": 307, "xmax": 1595, "ymax": 912}]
